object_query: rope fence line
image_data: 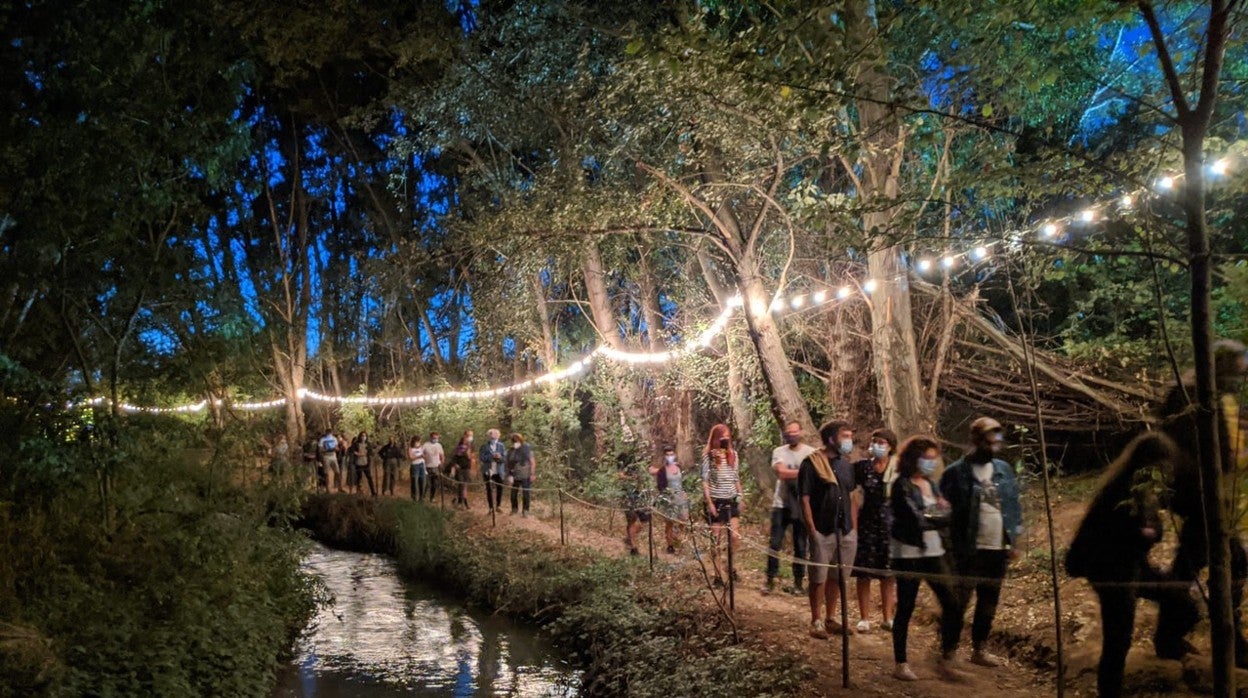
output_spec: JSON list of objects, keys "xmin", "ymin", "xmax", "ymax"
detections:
[{"xmin": 327, "ymin": 468, "xmax": 1198, "ymax": 591}]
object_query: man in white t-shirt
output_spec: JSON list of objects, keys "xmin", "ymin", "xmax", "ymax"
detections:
[
  {"xmin": 763, "ymin": 421, "xmax": 816, "ymax": 595},
  {"xmin": 423, "ymin": 432, "xmax": 445, "ymax": 500}
]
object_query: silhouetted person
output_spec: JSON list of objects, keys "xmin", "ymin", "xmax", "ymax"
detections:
[
  {"xmin": 1066, "ymin": 432, "xmax": 1175, "ymax": 698},
  {"xmin": 1155, "ymin": 339, "xmax": 1248, "ymax": 664}
]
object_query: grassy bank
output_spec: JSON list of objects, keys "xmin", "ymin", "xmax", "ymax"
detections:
[
  {"xmin": 300, "ymin": 494, "xmax": 812, "ymax": 697},
  {"xmin": 0, "ymin": 420, "xmax": 317, "ymax": 697}
]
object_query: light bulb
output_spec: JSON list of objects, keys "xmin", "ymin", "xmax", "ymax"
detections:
[
  {"xmin": 971, "ymin": 246, "xmax": 988, "ymax": 261},
  {"xmin": 1080, "ymin": 209, "xmax": 1096, "ymax": 223},
  {"xmin": 941, "ymin": 255, "xmax": 955, "ymax": 269},
  {"xmin": 790, "ymin": 295, "xmax": 805, "ymax": 309},
  {"xmin": 836, "ymin": 286, "xmax": 851, "ymax": 300},
  {"xmin": 1042, "ymin": 223, "xmax": 1059, "ymax": 237},
  {"xmin": 1212, "ymin": 159, "xmax": 1229, "ymax": 176},
  {"xmin": 1157, "ymin": 176, "xmax": 1174, "ymax": 190},
  {"xmin": 1121, "ymin": 195, "xmax": 1133, "ymax": 208},
  {"xmin": 862, "ymin": 279, "xmax": 878, "ymax": 294},
  {"xmin": 917, "ymin": 258, "xmax": 932, "ymax": 272},
  {"xmin": 812, "ymin": 290, "xmax": 828, "ymax": 303}
]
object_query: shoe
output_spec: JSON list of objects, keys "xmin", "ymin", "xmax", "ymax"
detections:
[
  {"xmin": 882, "ymin": 619, "xmax": 894, "ymax": 632},
  {"xmin": 630, "ymin": 548, "xmax": 640, "ymax": 556},
  {"xmin": 791, "ymin": 580, "xmax": 805, "ymax": 595},
  {"xmin": 665, "ymin": 545, "xmax": 676, "ymax": 554},
  {"xmin": 856, "ymin": 619, "xmax": 871, "ymax": 634},
  {"xmin": 712, "ymin": 577, "xmax": 726, "ymax": 589},
  {"xmin": 809, "ymin": 619, "xmax": 830, "ymax": 640},
  {"xmin": 762, "ymin": 578, "xmax": 777, "ymax": 595},
  {"xmin": 826, "ymin": 619, "xmax": 855, "ymax": 636},
  {"xmin": 971, "ymin": 649, "xmax": 1003, "ymax": 667},
  {"xmin": 893, "ymin": 663, "xmax": 919, "ymax": 681},
  {"xmin": 522, "ymin": 511, "xmax": 528, "ymax": 518},
  {"xmin": 937, "ymin": 656, "xmax": 969, "ymax": 682}
]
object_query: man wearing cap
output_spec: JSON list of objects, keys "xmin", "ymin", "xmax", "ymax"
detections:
[{"xmin": 940, "ymin": 416, "xmax": 1023, "ymax": 668}]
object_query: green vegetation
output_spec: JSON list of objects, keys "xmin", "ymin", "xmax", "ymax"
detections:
[
  {"xmin": 301, "ymin": 495, "xmax": 812, "ymax": 697},
  {"xmin": 0, "ymin": 416, "xmax": 317, "ymax": 697}
]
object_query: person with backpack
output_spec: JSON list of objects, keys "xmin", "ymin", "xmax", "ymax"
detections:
[
  {"xmin": 319, "ymin": 429, "xmax": 341, "ymax": 492},
  {"xmin": 1066, "ymin": 432, "xmax": 1174, "ymax": 698}
]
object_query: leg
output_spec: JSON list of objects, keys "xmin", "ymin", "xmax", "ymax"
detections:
[
  {"xmin": 857, "ymin": 577, "xmax": 873, "ymax": 623},
  {"xmin": 971, "ymin": 550, "xmax": 1009, "ymax": 651},
  {"xmin": 364, "ymin": 467, "xmax": 377, "ymax": 497},
  {"xmin": 410, "ymin": 466, "xmax": 418, "ymax": 500},
  {"xmin": 892, "ymin": 558, "xmax": 921, "ymax": 663},
  {"xmin": 510, "ymin": 480, "xmax": 520, "ymax": 512},
  {"xmin": 521, "ymin": 480, "xmax": 531, "ymax": 512},
  {"xmin": 1155, "ymin": 522, "xmax": 1204, "ymax": 657},
  {"xmin": 1093, "ymin": 582, "xmax": 1138, "ymax": 698},
  {"xmin": 882, "ymin": 576, "xmax": 898, "ymax": 624},
  {"xmin": 791, "ymin": 517, "xmax": 808, "ymax": 588},
  {"xmin": 484, "ymin": 475, "xmax": 495, "ymax": 510},
  {"xmin": 766, "ymin": 508, "xmax": 785, "ymax": 583},
  {"xmin": 927, "ymin": 556, "xmax": 965, "ymax": 657}
]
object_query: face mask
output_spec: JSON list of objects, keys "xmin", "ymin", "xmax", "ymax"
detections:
[
  {"xmin": 839, "ymin": 439, "xmax": 853, "ymax": 455},
  {"xmin": 869, "ymin": 443, "xmax": 889, "ymax": 460},
  {"xmin": 783, "ymin": 433, "xmax": 800, "ymax": 446},
  {"xmin": 664, "ymin": 454, "xmax": 676, "ymax": 465},
  {"xmin": 719, "ymin": 438, "xmax": 730, "ymax": 449},
  {"xmin": 512, "ymin": 441, "xmax": 521, "ymax": 449},
  {"xmin": 918, "ymin": 458, "xmax": 939, "ymax": 475}
]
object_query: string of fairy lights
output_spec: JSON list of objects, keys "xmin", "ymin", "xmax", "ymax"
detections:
[{"xmin": 82, "ymin": 153, "xmax": 1238, "ymax": 414}]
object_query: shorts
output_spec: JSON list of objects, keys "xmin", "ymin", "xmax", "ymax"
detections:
[
  {"xmin": 320, "ymin": 454, "xmax": 340, "ymax": 474},
  {"xmin": 808, "ymin": 529, "xmax": 857, "ymax": 585},
  {"xmin": 627, "ymin": 508, "xmax": 651, "ymax": 524},
  {"xmin": 707, "ymin": 498, "xmax": 739, "ymax": 524}
]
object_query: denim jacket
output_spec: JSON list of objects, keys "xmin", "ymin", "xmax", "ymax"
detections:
[{"xmin": 940, "ymin": 456, "xmax": 1023, "ymax": 558}]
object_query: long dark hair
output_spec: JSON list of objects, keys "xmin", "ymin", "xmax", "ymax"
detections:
[{"xmin": 895, "ymin": 436, "xmax": 940, "ymax": 479}]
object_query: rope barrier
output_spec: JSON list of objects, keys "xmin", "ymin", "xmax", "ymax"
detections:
[{"xmin": 327, "ymin": 471, "xmax": 1199, "ymax": 591}]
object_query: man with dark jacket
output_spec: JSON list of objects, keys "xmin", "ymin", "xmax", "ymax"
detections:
[{"xmin": 940, "ymin": 416, "xmax": 1023, "ymax": 668}]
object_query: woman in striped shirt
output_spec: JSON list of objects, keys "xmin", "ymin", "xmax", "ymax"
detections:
[{"xmin": 701, "ymin": 423, "xmax": 744, "ymax": 587}]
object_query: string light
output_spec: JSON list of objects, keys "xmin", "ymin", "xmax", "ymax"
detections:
[{"xmin": 82, "ymin": 150, "xmax": 1241, "ymax": 414}]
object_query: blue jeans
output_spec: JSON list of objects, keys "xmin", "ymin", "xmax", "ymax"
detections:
[
  {"xmin": 410, "ymin": 462, "xmax": 427, "ymax": 500},
  {"xmin": 766, "ymin": 507, "xmax": 807, "ymax": 584}
]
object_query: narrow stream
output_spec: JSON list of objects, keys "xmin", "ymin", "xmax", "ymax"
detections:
[{"xmin": 273, "ymin": 544, "xmax": 581, "ymax": 697}]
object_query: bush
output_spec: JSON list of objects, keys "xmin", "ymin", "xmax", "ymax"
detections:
[{"xmin": 0, "ymin": 417, "xmax": 317, "ymax": 697}]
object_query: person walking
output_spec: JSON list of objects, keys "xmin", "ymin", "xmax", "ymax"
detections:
[
  {"xmin": 506, "ymin": 433, "xmax": 536, "ymax": 517},
  {"xmin": 451, "ymin": 431, "xmax": 474, "ymax": 508},
  {"xmin": 380, "ymin": 435, "xmax": 402, "ymax": 496},
  {"xmin": 889, "ymin": 436, "xmax": 963, "ymax": 682},
  {"xmin": 649, "ymin": 445, "xmax": 689, "ymax": 554},
  {"xmin": 352, "ymin": 432, "xmax": 377, "ymax": 497},
  {"xmin": 700, "ymin": 424, "xmax": 743, "ymax": 587},
  {"xmin": 798, "ymin": 421, "xmax": 862, "ymax": 639},
  {"xmin": 1066, "ymin": 432, "xmax": 1174, "ymax": 698},
  {"xmin": 764, "ymin": 421, "xmax": 815, "ymax": 596},
  {"xmin": 941, "ymin": 417, "xmax": 1023, "ymax": 668},
  {"xmin": 479, "ymin": 429, "xmax": 507, "ymax": 513},
  {"xmin": 1154, "ymin": 339, "xmax": 1248, "ymax": 664},
  {"xmin": 854, "ymin": 428, "xmax": 898, "ymax": 633},
  {"xmin": 424, "ymin": 432, "xmax": 445, "ymax": 501},
  {"xmin": 408, "ymin": 435, "xmax": 427, "ymax": 501},
  {"xmin": 319, "ymin": 429, "xmax": 341, "ymax": 493}
]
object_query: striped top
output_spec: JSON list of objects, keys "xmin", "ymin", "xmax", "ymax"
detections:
[{"xmin": 700, "ymin": 450, "xmax": 741, "ymax": 500}]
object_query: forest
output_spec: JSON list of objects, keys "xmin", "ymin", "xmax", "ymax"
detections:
[{"xmin": 2, "ymin": 0, "xmax": 1248, "ymax": 696}]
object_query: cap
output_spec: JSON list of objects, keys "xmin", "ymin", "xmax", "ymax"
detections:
[{"xmin": 969, "ymin": 417, "xmax": 1004, "ymax": 440}]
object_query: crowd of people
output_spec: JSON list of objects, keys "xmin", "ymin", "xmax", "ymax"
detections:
[{"xmin": 255, "ymin": 341, "xmax": 1248, "ymax": 694}]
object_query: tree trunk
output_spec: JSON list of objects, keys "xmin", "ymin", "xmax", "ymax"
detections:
[
  {"xmin": 737, "ymin": 263, "xmax": 818, "ymax": 440},
  {"xmin": 583, "ymin": 242, "xmax": 652, "ymax": 445},
  {"xmin": 866, "ymin": 246, "xmax": 932, "ymax": 436}
]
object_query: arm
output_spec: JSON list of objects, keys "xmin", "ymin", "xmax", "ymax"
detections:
[{"xmin": 529, "ymin": 451, "xmax": 537, "ymax": 481}]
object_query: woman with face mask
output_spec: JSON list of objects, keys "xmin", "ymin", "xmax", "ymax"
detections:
[
  {"xmin": 700, "ymin": 424, "xmax": 743, "ymax": 587},
  {"xmin": 887, "ymin": 436, "xmax": 962, "ymax": 683},
  {"xmin": 852, "ymin": 428, "xmax": 899, "ymax": 633},
  {"xmin": 650, "ymin": 445, "xmax": 688, "ymax": 554}
]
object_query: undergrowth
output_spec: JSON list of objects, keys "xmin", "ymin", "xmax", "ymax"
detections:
[{"xmin": 301, "ymin": 494, "xmax": 812, "ymax": 697}]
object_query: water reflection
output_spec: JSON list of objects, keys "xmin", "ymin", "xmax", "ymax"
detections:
[{"xmin": 273, "ymin": 545, "xmax": 580, "ymax": 697}]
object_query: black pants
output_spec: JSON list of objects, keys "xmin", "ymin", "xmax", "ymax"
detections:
[
  {"xmin": 511, "ymin": 477, "xmax": 532, "ymax": 513},
  {"xmin": 485, "ymin": 473, "xmax": 505, "ymax": 510},
  {"xmin": 383, "ymin": 458, "xmax": 400, "ymax": 495},
  {"xmin": 356, "ymin": 465, "xmax": 376, "ymax": 497},
  {"xmin": 1156, "ymin": 521, "xmax": 1247, "ymax": 658},
  {"xmin": 766, "ymin": 507, "xmax": 807, "ymax": 584},
  {"xmin": 1091, "ymin": 563, "xmax": 1165, "ymax": 698},
  {"xmin": 892, "ymin": 555, "xmax": 961, "ymax": 663},
  {"xmin": 952, "ymin": 549, "xmax": 1009, "ymax": 648},
  {"xmin": 427, "ymin": 469, "xmax": 440, "ymax": 499}
]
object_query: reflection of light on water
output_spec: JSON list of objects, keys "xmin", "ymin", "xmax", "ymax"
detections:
[{"xmin": 276, "ymin": 545, "xmax": 579, "ymax": 697}]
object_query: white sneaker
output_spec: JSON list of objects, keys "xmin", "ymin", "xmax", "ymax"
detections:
[
  {"xmin": 809, "ymin": 619, "xmax": 830, "ymax": 640},
  {"xmin": 855, "ymin": 619, "xmax": 871, "ymax": 634},
  {"xmin": 893, "ymin": 663, "xmax": 919, "ymax": 681},
  {"xmin": 971, "ymin": 649, "xmax": 1003, "ymax": 667}
]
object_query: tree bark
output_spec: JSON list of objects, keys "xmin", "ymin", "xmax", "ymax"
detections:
[{"xmin": 583, "ymin": 242, "xmax": 652, "ymax": 445}]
